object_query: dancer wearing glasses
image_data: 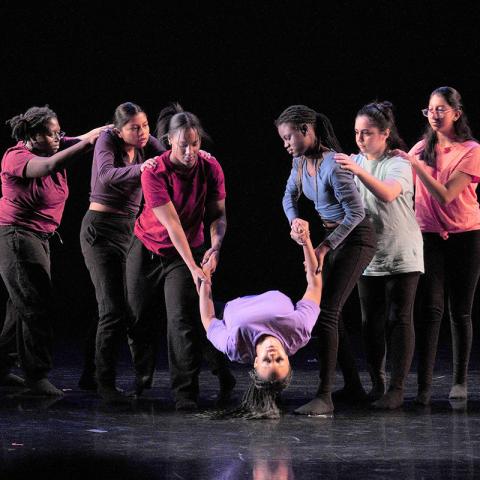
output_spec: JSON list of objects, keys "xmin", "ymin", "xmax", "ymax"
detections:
[
  {"xmin": 0, "ymin": 105, "xmax": 106, "ymax": 395},
  {"xmin": 395, "ymin": 87, "xmax": 480, "ymax": 405}
]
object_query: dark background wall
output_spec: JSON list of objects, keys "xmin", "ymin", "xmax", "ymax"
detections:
[{"xmin": 1, "ymin": 1, "xmax": 480, "ymax": 346}]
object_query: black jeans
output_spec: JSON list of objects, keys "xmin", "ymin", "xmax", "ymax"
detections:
[
  {"xmin": 0, "ymin": 226, "xmax": 55, "ymax": 380},
  {"xmin": 126, "ymin": 237, "xmax": 229, "ymax": 402},
  {"xmin": 358, "ymin": 272, "xmax": 420, "ymax": 391},
  {"xmin": 415, "ymin": 230, "xmax": 480, "ymax": 391},
  {"xmin": 316, "ymin": 217, "xmax": 377, "ymax": 395},
  {"xmin": 80, "ymin": 210, "xmax": 135, "ymax": 388}
]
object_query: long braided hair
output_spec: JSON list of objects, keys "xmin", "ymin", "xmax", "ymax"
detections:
[
  {"xmin": 275, "ymin": 105, "xmax": 343, "ymax": 200},
  {"xmin": 213, "ymin": 368, "xmax": 293, "ymax": 420}
]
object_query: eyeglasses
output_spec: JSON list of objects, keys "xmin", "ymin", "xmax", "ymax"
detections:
[
  {"xmin": 45, "ymin": 130, "xmax": 66, "ymax": 140},
  {"xmin": 421, "ymin": 108, "xmax": 455, "ymax": 118}
]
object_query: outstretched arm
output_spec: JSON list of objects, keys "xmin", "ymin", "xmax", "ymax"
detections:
[
  {"xmin": 295, "ymin": 225, "xmax": 322, "ymax": 305},
  {"xmin": 199, "ymin": 267, "xmax": 215, "ymax": 332},
  {"xmin": 152, "ymin": 202, "xmax": 207, "ymax": 292},
  {"xmin": 335, "ymin": 153, "xmax": 402, "ymax": 202}
]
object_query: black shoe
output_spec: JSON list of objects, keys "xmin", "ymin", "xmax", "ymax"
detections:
[{"xmin": 175, "ymin": 398, "xmax": 198, "ymax": 412}]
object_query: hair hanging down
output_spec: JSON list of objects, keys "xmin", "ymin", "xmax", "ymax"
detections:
[
  {"xmin": 215, "ymin": 368, "xmax": 293, "ymax": 420},
  {"xmin": 357, "ymin": 101, "xmax": 407, "ymax": 152},
  {"xmin": 275, "ymin": 105, "xmax": 343, "ymax": 201},
  {"xmin": 274, "ymin": 104, "xmax": 343, "ymax": 153},
  {"xmin": 6, "ymin": 105, "xmax": 57, "ymax": 141},
  {"xmin": 155, "ymin": 102, "xmax": 211, "ymax": 150},
  {"xmin": 421, "ymin": 86, "xmax": 476, "ymax": 167}
]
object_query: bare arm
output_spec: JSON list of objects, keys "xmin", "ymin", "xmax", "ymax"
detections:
[
  {"xmin": 200, "ymin": 199, "xmax": 227, "ymax": 272},
  {"xmin": 25, "ymin": 126, "xmax": 109, "ymax": 178},
  {"xmin": 302, "ymin": 236, "xmax": 322, "ymax": 305},
  {"xmin": 25, "ymin": 139, "xmax": 93, "ymax": 178},
  {"xmin": 335, "ymin": 153, "xmax": 402, "ymax": 202},
  {"xmin": 152, "ymin": 202, "xmax": 207, "ymax": 291},
  {"xmin": 199, "ymin": 270, "xmax": 215, "ymax": 331},
  {"xmin": 393, "ymin": 149, "xmax": 473, "ymax": 205}
]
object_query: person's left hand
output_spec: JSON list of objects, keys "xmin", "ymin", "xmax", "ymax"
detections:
[
  {"xmin": 199, "ymin": 150, "xmax": 212, "ymax": 159},
  {"xmin": 201, "ymin": 248, "xmax": 220, "ymax": 273},
  {"xmin": 140, "ymin": 157, "xmax": 157, "ymax": 172},
  {"xmin": 334, "ymin": 153, "xmax": 361, "ymax": 175}
]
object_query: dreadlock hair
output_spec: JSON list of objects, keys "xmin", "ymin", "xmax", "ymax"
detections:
[
  {"xmin": 420, "ymin": 86, "xmax": 476, "ymax": 168},
  {"xmin": 356, "ymin": 101, "xmax": 407, "ymax": 153},
  {"xmin": 6, "ymin": 105, "xmax": 57, "ymax": 142},
  {"xmin": 155, "ymin": 102, "xmax": 211, "ymax": 150},
  {"xmin": 275, "ymin": 105, "xmax": 343, "ymax": 201},
  {"xmin": 113, "ymin": 102, "xmax": 146, "ymax": 129},
  {"xmin": 217, "ymin": 368, "xmax": 293, "ymax": 420}
]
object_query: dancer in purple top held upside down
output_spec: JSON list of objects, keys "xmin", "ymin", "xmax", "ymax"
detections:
[{"xmin": 200, "ymin": 222, "xmax": 321, "ymax": 418}]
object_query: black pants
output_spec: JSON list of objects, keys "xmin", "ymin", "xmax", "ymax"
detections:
[
  {"xmin": 358, "ymin": 272, "xmax": 420, "ymax": 391},
  {"xmin": 415, "ymin": 230, "xmax": 480, "ymax": 390},
  {"xmin": 316, "ymin": 217, "xmax": 377, "ymax": 395},
  {"xmin": 0, "ymin": 226, "xmax": 54, "ymax": 380},
  {"xmin": 80, "ymin": 211, "xmax": 135, "ymax": 387},
  {"xmin": 126, "ymin": 237, "xmax": 229, "ymax": 402}
]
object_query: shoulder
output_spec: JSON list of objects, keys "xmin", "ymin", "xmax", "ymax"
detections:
[
  {"xmin": 384, "ymin": 153, "xmax": 411, "ymax": 168},
  {"xmin": 458, "ymin": 140, "xmax": 480, "ymax": 156},
  {"xmin": 3, "ymin": 143, "xmax": 34, "ymax": 163},
  {"xmin": 142, "ymin": 152, "xmax": 171, "ymax": 183},
  {"xmin": 98, "ymin": 129, "xmax": 117, "ymax": 145},
  {"xmin": 199, "ymin": 152, "xmax": 222, "ymax": 170},
  {"xmin": 408, "ymin": 140, "xmax": 425, "ymax": 157},
  {"xmin": 94, "ymin": 129, "xmax": 119, "ymax": 153}
]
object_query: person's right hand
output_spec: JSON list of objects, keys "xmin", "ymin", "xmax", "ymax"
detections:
[
  {"xmin": 84, "ymin": 124, "xmax": 113, "ymax": 145},
  {"xmin": 314, "ymin": 243, "xmax": 330, "ymax": 274},
  {"xmin": 290, "ymin": 218, "xmax": 309, "ymax": 245},
  {"xmin": 140, "ymin": 157, "xmax": 157, "ymax": 172},
  {"xmin": 190, "ymin": 265, "xmax": 210, "ymax": 294}
]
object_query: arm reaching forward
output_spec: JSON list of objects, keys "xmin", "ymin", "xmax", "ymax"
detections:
[
  {"xmin": 199, "ymin": 262, "xmax": 215, "ymax": 332},
  {"xmin": 295, "ymin": 224, "xmax": 322, "ymax": 305}
]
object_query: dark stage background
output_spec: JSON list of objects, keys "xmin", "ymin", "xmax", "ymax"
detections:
[{"xmin": 1, "ymin": 1, "xmax": 480, "ymax": 349}]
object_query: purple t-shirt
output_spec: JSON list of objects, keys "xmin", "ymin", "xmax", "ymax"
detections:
[
  {"xmin": 89, "ymin": 130, "xmax": 165, "ymax": 215},
  {"xmin": 207, "ymin": 290, "xmax": 320, "ymax": 363},
  {"xmin": 0, "ymin": 138, "xmax": 79, "ymax": 233}
]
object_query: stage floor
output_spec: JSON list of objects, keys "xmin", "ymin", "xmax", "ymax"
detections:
[{"xmin": 1, "ymin": 345, "xmax": 479, "ymax": 479}]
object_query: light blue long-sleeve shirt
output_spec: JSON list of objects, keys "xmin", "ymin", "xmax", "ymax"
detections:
[{"xmin": 282, "ymin": 152, "xmax": 365, "ymax": 250}]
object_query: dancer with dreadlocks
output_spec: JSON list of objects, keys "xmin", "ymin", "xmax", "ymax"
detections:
[
  {"xmin": 0, "ymin": 105, "xmax": 107, "ymax": 395},
  {"xmin": 276, "ymin": 105, "xmax": 377, "ymax": 415},
  {"xmin": 200, "ymin": 223, "xmax": 321, "ymax": 419}
]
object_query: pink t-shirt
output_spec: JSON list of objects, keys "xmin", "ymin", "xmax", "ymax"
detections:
[
  {"xmin": 134, "ymin": 150, "xmax": 226, "ymax": 256},
  {"xmin": 409, "ymin": 139, "xmax": 480, "ymax": 234},
  {"xmin": 0, "ymin": 140, "xmax": 77, "ymax": 233}
]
